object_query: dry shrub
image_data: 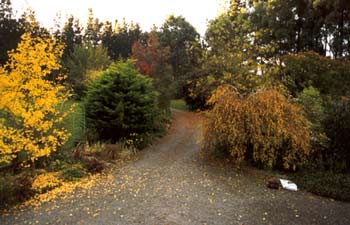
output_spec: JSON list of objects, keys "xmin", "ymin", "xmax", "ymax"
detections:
[
  {"xmin": 0, "ymin": 171, "xmax": 35, "ymax": 207},
  {"xmin": 83, "ymin": 157, "xmax": 104, "ymax": 173},
  {"xmin": 204, "ymin": 85, "xmax": 311, "ymax": 170}
]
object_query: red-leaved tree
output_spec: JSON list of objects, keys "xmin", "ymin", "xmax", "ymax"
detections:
[
  {"xmin": 132, "ymin": 32, "xmax": 170, "ymax": 76},
  {"xmin": 131, "ymin": 32, "xmax": 174, "ymax": 110}
]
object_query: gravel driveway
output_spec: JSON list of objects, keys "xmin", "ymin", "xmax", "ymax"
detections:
[{"xmin": 1, "ymin": 110, "xmax": 350, "ymax": 225}]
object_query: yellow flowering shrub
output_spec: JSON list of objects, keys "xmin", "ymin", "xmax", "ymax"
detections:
[
  {"xmin": 0, "ymin": 33, "xmax": 70, "ymax": 166},
  {"xmin": 204, "ymin": 85, "xmax": 311, "ymax": 170}
]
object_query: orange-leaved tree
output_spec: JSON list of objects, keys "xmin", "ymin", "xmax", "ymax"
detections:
[
  {"xmin": 0, "ymin": 33, "xmax": 70, "ymax": 167},
  {"xmin": 204, "ymin": 85, "xmax": 311, "ymax": 171}
]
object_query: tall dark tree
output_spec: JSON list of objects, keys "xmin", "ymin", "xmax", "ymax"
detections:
[
  {"xmin": 0, "ymin": 0, "xmax": 11, "ymax": 19},
  {"xmin": 101, "ymin": 20, "xmax": 114, "ymax": 58},
  {"xmin": 83, "ymin": 8, "xmax": 102, "ymax": 46},
  {"xmin": 52, "ymin": 12, "xmax": 62, "ymax": 40},
  {"xmin": 73, "ymin": 18, "xmax": 83, "ymax": 45},
  {"xmin": 159, "ymin": 15, "xmax": 200, "ymax": 96},
  {"xmin": 20, "ymin": 8, "xmax": 49, "ymax": 38},
  {"xmin": 322, "ymin": 0, "xmax": 350, "ymax": 58},
  {"xmin": 0, "ymin": 0, "xmax": 23, "ymax": 64},
  {"xmin": 250, "ymin": 0, "xmax": 350, "ymax": 58},
  {"xmin": 65, "ymin": 44, "xmax": 111, "ymax": 97},
  {"xmin": 129, "ymin": 22, "xmax": 142, "ymax": 49},
  {"xmin": 101, "ymin": 19, "xmax": 143, "ymax": 60},
  {"xmin": 61, "ymin": 16, "xmax": 76, "ymax": 60}
]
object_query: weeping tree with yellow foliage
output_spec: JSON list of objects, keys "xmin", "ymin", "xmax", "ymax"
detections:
[
  {"xmin": 0, "ymin": 33, "xmax": 70, "ymax": 168},
  {"xmin": 204, "ymin": 85, "xmax": 312, "ymax": 171}
]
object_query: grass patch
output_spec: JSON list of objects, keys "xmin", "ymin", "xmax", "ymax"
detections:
[
  {"xmin": 293, "ymin": 171, "xmax": 350, "ymax": 201},
  {"xmin": 170, "ymin": 99, "xmax": 188, "ymax": 111}
]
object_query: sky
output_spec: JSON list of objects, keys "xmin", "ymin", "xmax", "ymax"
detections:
[{"xmin": 11, "ymin": 0, "xmax": 225, "ymax": 36}]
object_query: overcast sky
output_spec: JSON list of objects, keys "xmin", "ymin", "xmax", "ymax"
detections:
[{"xmin": 11, "ymin": 0, "xmax": 224, "ymax": 36}]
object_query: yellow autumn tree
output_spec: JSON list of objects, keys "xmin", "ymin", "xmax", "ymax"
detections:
[
  {"xmin": 0, "ymin": 33, "xmax": 70, "ymax": 166},
  {"xmin": 204, "ymin": 85, "xmax": 311, "ymax": 171}
]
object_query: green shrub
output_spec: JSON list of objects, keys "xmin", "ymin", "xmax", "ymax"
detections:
[
  {"xmin": 154, "ymin": 65, "xmax": 174, "ymax": 112},
  {"xmin": 85, "ymin": 60, "xmax": 159, "ymax": 142},
  {"xmin": 293, "ymin": 171, "xmax": 350, "ymax": 201},
  {"xmin": 282, "ymin": 51, "xmax": 350, "ymax": 98},
  {"xmin": 298, "ymin": 87, "xmax": 325, "ymax": 127},
  {"xmin": 48, "ymin": 159, "xmax": 65, "ymax": 171},
  {"xmin": 297, "ymin": 87, "xmax": 329, "ymax": 151},
  {"xmin": 184, "ymin": 76, "xmax": 213, "ymax": 110},
  {"xmin": 61, "ymin": 163, "xmax": 86, "ymax": 181},
  {"xmin": 324, "ymin": 97, "xmax": 350, "ymax": 172},
  {"xmin": 153, "ymin": 109, "xmax": 172, "ymax": 135}
]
